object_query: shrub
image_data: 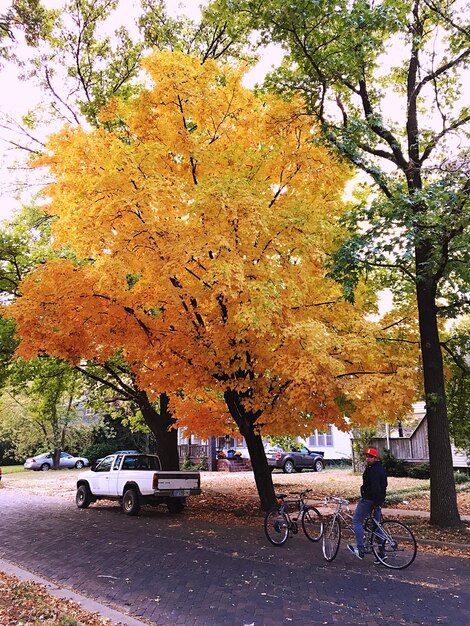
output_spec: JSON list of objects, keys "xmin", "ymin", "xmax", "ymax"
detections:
[
  {"xmin": 197, "ymin": 456, "xmax": 208, "ymax": 471},
  {"xmin": 380, "ymin": 449, "xmax": 408, "ymax": 477},
  {"xmin": 454, "ymin": 471, "xmax": 470, "ymax": 484},
  {"xmin": 182, "ymin": 455, "xmax": 196, "ymax": 470},
  {"xmin": 407, "ymin": 462, "xmax": 431, "ymax": 479},
  {"xmin": 83, "ymin": 442, "xmax": 117, "ymax": 462}
]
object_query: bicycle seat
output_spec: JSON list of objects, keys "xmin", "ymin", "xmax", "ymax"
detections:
[{"xmin": 276, "ymin": 494, "xmax": 288, "ymax": 499}]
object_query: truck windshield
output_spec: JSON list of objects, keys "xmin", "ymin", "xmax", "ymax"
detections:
[{"xmin": 122, "ymin": 455, "xmax": 161, "ymax": 470}]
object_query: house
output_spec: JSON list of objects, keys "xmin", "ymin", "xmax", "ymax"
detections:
[
  {"xmin": 301, "ymin": 424, "xmax": 352, "ymax": 463},
  {"xmin": 368, "ymin": 402, "xmax": 469, "ymax": 469},
  {"xmin": 178, "ymin": 424, "xmax": 352, "ymax": 469}
]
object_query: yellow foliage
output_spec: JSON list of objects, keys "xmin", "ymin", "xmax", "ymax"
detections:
[{"xmin": 9, "ymin": 51, "xmax": 420, "ymax": 438}]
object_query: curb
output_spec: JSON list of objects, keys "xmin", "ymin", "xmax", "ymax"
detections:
[{"xmin": 0, "ymin": 558, "xmax": 150, "ymax": 626}]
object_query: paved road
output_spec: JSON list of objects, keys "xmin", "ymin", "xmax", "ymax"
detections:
[{"xmin": 0, "ymin": 491, "xmax": 468, "ymax": 626}]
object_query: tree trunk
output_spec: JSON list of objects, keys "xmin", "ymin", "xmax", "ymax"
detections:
[
  {"xmin": 224, "ymin": 389, "xmax": 277, "ymax": 511},
  {"xmin": 52, "ymin": 448, "xmax": 61, "ymax": 470},
  {"xmin": 138, "ymin": 392, "xmax": 180, "ymax": 470},
  {"xmin": 415, "ymin": 247, "xmax": 461, "ymax": 527}
]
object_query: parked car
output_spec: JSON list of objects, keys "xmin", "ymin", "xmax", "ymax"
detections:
[
  {"xmin": 265, "ymin": 446, "xmax": 325, "ymax": 473},
  {"xmin": 24, "ymin": 452, "xmax": 90, "ymax": 471}
]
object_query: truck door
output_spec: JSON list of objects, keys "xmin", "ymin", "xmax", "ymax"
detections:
[
  {"xmin": 90, "ymin": 455, "xmax": 114, "ymax": 495},
  {"xmin": 299, "ymin": 447, "xmax": 310, "ymax": 469},
  {"xmin": 107, "ymin": 455, "xmax": 124, "ymax": 495}
]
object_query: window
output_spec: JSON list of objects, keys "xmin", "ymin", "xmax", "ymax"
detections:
[
  {"xmin": 95, "ymin": 456, "xmax": 113, "ymax": 472},
  {"xmin": 122, "ymin": 455, "xmax": 160, "ymax": 471},
  {"xmin": 309, "ymin": 426, "xmax": 333, "ymax": 447}
]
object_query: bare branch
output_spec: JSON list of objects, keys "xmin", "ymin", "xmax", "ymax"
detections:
[
  {"xmin": 336, "ymin": 370, "xmax": 397, "ymax": 379},
  {"xmin": 441, "ymin": 342, "xmax": 470, "ymax": 374}
]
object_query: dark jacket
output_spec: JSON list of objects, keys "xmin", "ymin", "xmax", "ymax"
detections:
[{"xmin": 361, "ymin": 460, "xmax": 388, "ymax": 505}]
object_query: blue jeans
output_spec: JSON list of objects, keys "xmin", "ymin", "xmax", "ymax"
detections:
[{"xmin": 352, "ymin": 498, "xmax": 381, "ymax": 550}]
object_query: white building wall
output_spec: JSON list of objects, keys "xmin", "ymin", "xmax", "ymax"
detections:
[{"xmin": 300, "ymin": 426, "xmax": 352, "ymax": 460}]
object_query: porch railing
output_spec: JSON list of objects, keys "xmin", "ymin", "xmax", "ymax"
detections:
[{"xmin": 178, "ymin": 444, "xmax": 208, "ymax": 459}]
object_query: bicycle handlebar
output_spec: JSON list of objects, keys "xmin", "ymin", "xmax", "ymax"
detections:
[
  {"xmin": 275, "ymin": 489, "xmax": 312, "ymax": 500},
  {"xmin": 324, "ymin": 495, "xmax": 350, "ymax": 506}
]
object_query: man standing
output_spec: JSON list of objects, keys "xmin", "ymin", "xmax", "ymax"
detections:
[{"xmin": 347, "ymin": 447, "xmax": 388, "ymax": 560}]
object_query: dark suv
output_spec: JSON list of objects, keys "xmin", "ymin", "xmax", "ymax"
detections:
[{"xmin": 265, "ymin": 446, "xmax": 325, "ymax": 473}]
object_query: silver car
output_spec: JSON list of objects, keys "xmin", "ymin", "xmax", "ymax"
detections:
[{"xmin": 24, "ymin": 452, "xmax": 90, "ymax": 471}]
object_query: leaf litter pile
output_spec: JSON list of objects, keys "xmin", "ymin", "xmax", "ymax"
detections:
[{"xmin": 0, "ymin": 572, "xmax": 115, "ymax": 626}]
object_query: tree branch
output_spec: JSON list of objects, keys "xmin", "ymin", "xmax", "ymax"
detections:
[
  {"xmin": 336, "ymin": 370, "xmax": 397, "ymax": 379},
  {"xmin": 441, "ymin": 342, "xmax": 470, "ymax": 375}
]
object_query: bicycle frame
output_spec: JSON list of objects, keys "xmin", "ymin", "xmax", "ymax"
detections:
[
  {"xmin": 326, "ymin": 496, "xmax": 354, "ymax": 531},
  {"xmin": 277, "ymin": 491, "xmax": 313, "ymax": 533},
  {"xmin": 324, "ymin": 496, "xmax": 382, "ymax": 551}
]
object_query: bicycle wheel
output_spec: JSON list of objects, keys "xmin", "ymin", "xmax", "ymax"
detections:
[
  {"xmin": 264, "ymin": 507, "xmax": 289, "ymax": 546},
  {"xmin": 371, "ymin": 520, "xmax": 417, "ymax": 569},
  {"xmin": 322, "ymin": 516, "xmax": 341, "ymax": 561},
  {"xmin": 301, "ymin": 506, "xmax": 323, "ymax": 542}
]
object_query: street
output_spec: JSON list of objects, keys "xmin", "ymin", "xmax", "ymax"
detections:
[{"xmin": 0, "ymin": 491, "xmax": 468, "ymax": 626}]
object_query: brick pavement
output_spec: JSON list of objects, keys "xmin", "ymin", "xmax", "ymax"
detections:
[{"xmin": 0, "ymin": 491, "xmax": 469, "ymax": 626}]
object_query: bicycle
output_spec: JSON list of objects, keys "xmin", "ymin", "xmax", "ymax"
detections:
[
  {"xmin": 264, "ymin": 490, "xmax": 323, "ymax": 546},
  {"xmin": 322, "ymin": 496, "xmax": 417, "ymax": 569}
]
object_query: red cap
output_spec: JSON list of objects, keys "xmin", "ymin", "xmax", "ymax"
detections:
[{"xmin": 365, "ymin": 447, "xmax": 379, "ymax": 458}]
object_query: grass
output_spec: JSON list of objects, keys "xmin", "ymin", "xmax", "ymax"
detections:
[{"xmin": 0, "ymin": 465, "xmax": 25, "ymax": 474}]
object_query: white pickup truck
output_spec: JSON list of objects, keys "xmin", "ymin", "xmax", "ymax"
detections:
[{"xmin": 76, "ymin": 453, "xmax": 201, "ymax": 515}]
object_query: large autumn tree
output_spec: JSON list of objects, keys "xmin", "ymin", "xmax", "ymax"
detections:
[
  {"xmin": 8, "ymin": 51, "xmax": 418, "ymax": 509},
  {"xmin": 212, "ymin": 0, "xmax": 470, "ymax": 526}
]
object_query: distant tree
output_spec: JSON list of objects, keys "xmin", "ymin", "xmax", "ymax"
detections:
[
  {"xmin": 4, "ymin": 357, "xmax": 83, "ymax": 467},
  {"xmin": 445, "ymin": 317, "xmax": 470, "ymax": 454}
]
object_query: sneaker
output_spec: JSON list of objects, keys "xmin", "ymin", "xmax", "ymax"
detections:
[{"xmin": 347, "ymin": 544, "xmax": 364, "ymax": 560}]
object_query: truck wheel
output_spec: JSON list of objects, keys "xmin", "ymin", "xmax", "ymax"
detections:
[
  {"xmin": 283, "ymin": 459, "xmax": 295, "ymax": 474},
  {"xmin": 122, "ymin": 488, "xmax": 141, "ymax": 516},
  {"xmin": 167, "ymin": 499, "xmax": 185, "ymax": 514},
  {"xmin": 314, "ymin": 459, "xmax": 324, "ymax": 472},
  {"xmin": 76, "ymin": 484, "xmax": 92, "ymax": 509}
]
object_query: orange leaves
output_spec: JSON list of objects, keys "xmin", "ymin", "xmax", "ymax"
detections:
[
  {"xmin": 10, "ymin": 260, "xmax": 136, "ymax": 364},
  {"xmin": 9, "ymin": 51, "xmax": 419, "ymax": 438}
]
